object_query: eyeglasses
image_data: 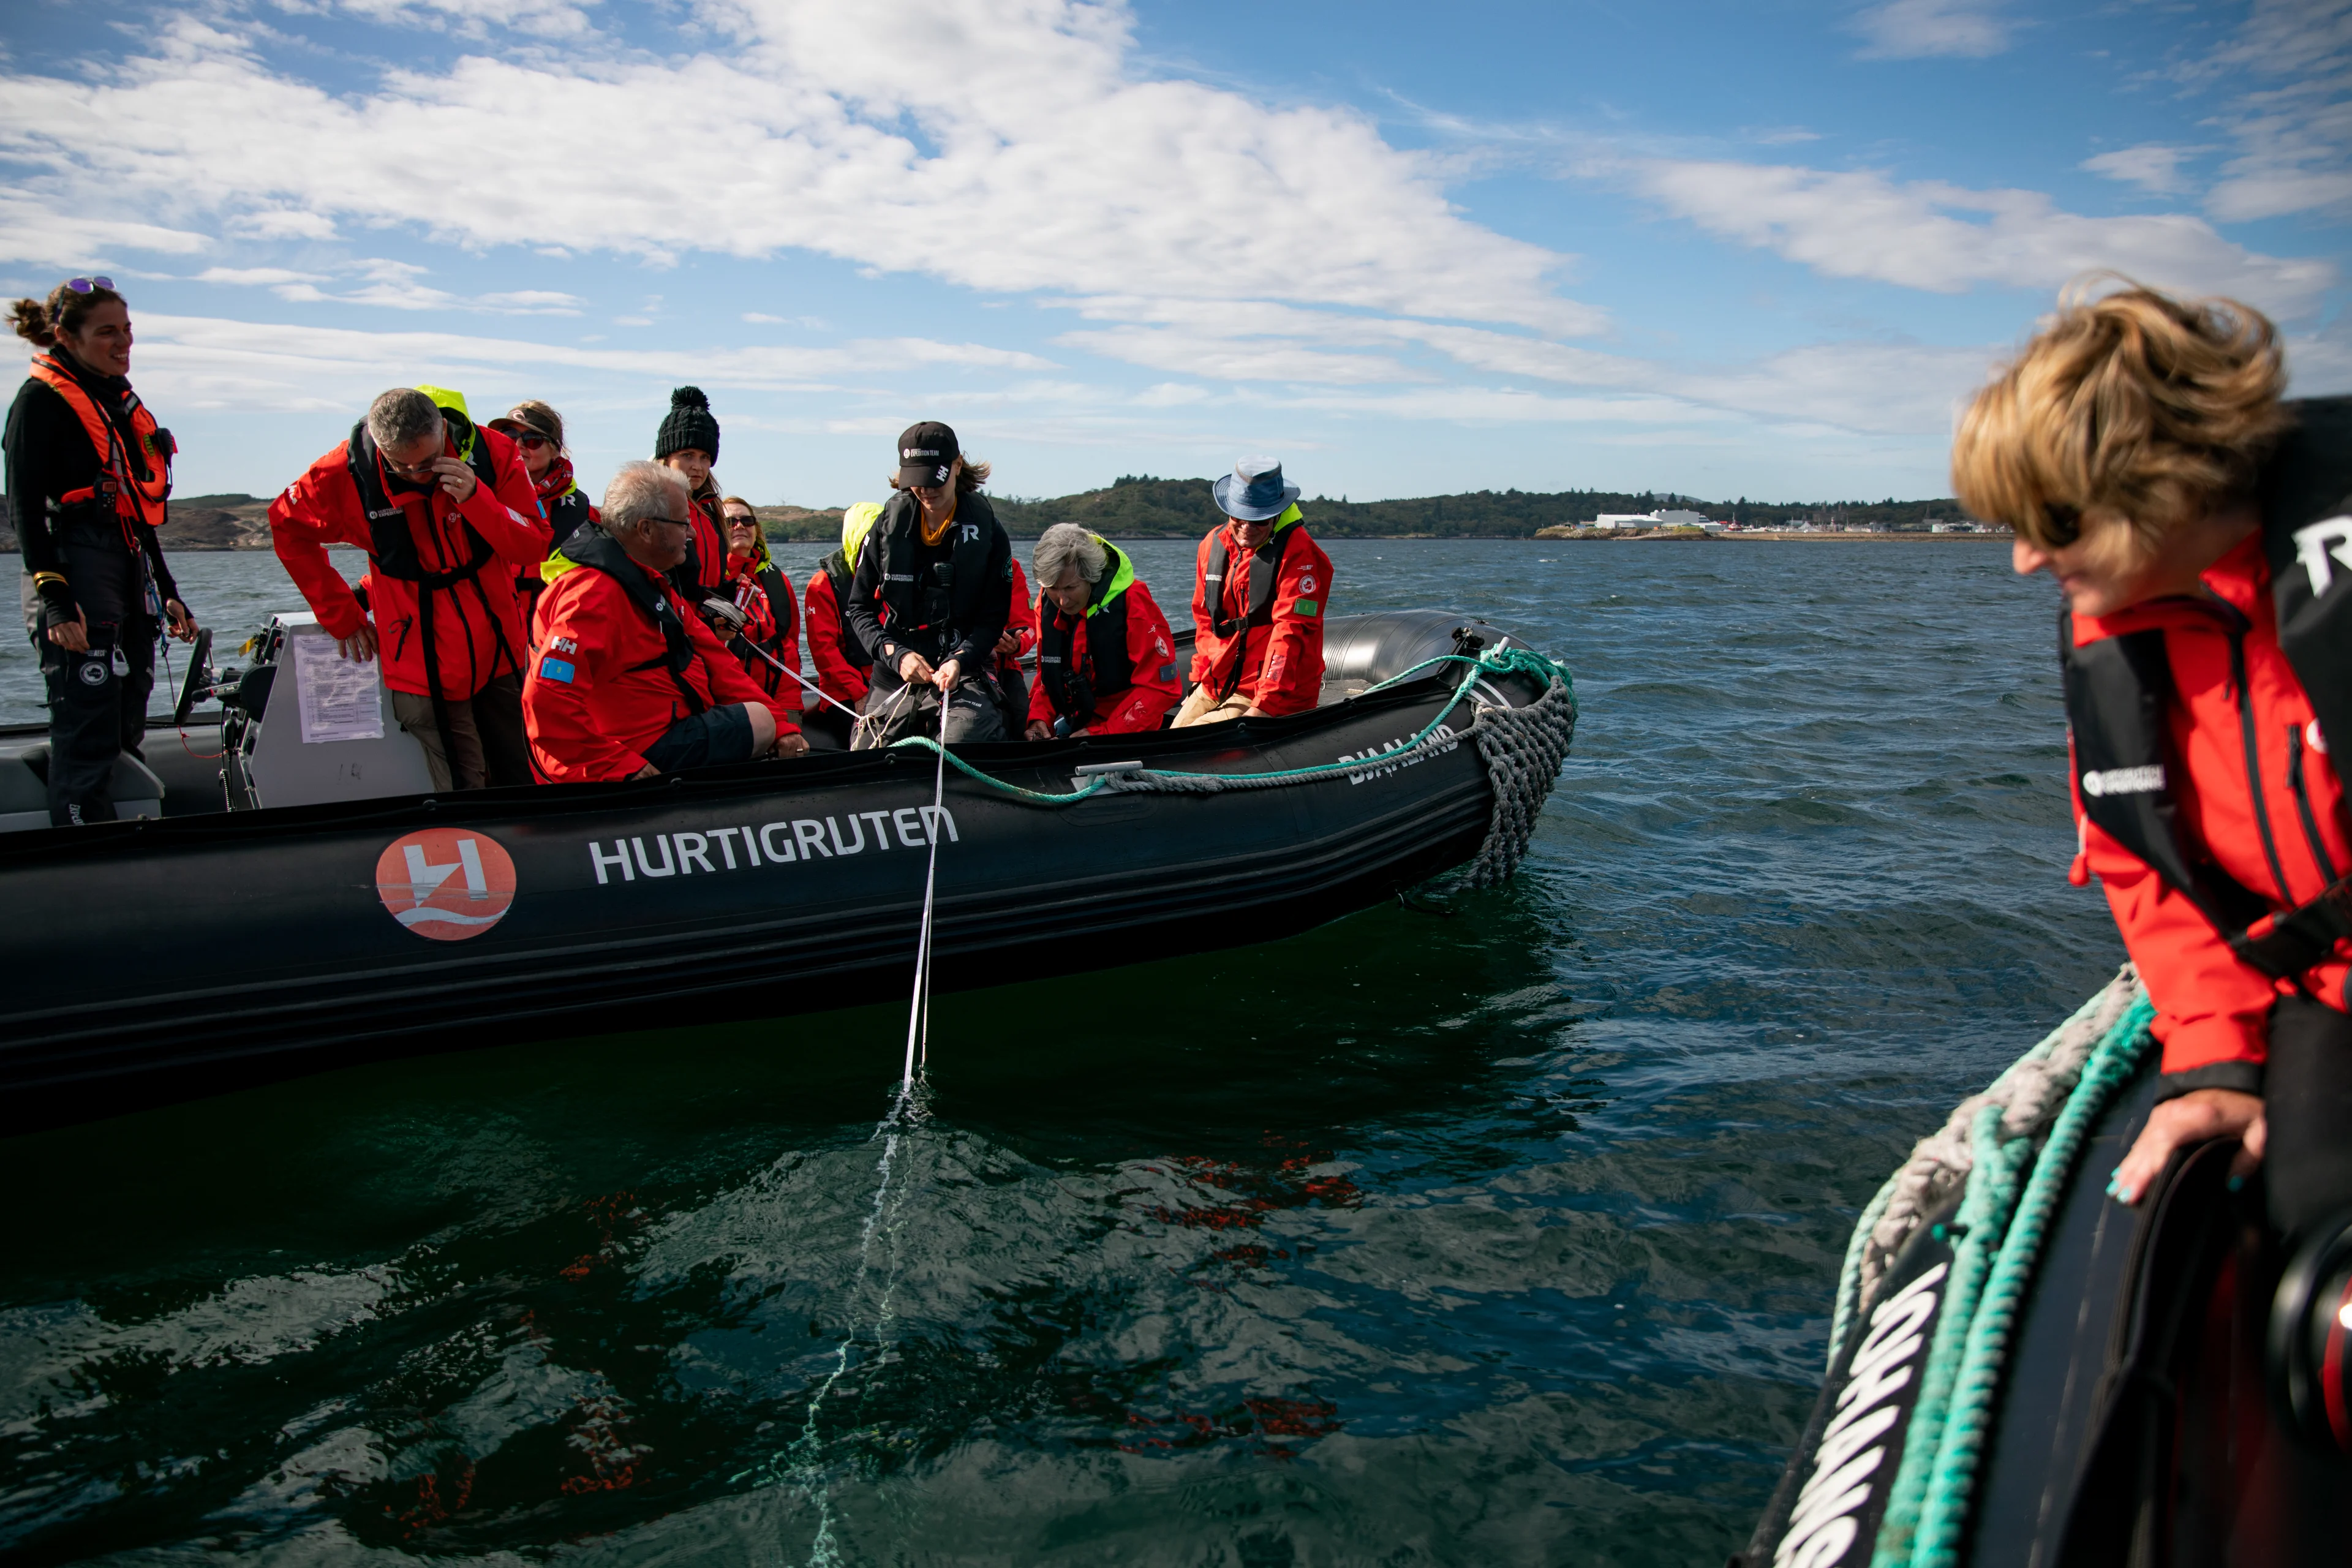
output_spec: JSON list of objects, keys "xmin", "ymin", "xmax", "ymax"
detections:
[
  {"xmin": 654, "ymin": 514, "xmax": 696, "ymax": 530},
  {"xmin": 65, "ymin": 276, "xmax": 115, "ymax": 294}
]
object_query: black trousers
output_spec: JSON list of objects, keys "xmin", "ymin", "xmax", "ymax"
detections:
[
  {"xmin": 2266, "ymin": 995, "xmax": 2352, "ymax": 1244},
  {"xmin": 26, "ymin": 530, "xmax": 156, "ymax": 825}
]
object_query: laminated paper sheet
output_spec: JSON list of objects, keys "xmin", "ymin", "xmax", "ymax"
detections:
[{"xmin": 291, "ymin": 631, "xmax": 387, "ymax": 744}]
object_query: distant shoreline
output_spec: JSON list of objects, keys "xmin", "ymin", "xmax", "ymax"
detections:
[{"xmin": 0, "ymin": 529, "xmax": 2015, "ymax": 554}]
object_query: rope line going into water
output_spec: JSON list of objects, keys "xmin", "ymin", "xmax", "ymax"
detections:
[{"xmin": 902, "ymin": 695, "xmax": 948, "ymax": 1087}]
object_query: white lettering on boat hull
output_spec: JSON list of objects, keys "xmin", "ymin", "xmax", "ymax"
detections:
[{"xmin": 588, "ymin": 807, "xmax": 958, "ymax": 885}]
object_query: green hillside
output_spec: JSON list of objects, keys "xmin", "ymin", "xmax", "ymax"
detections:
[{"xmin": 986, "ymin": 476, "xmax": 1972, "ymax": 538}]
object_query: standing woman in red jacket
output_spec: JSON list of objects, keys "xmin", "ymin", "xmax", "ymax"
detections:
[
  {"xmin": 1953, "ymin": 281, "xmax": 2351, "ymax": 1248},
  {"xmin": 6, "ymin": 278, "xmax": 200, "ymax": 824}
]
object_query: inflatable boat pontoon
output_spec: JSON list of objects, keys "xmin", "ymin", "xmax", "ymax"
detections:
[
  {"xmin": 1741, "ymin": 967, "xmax": 2352, "ymax": 1568},
  {"xmin": 0, "ymin": 609, "xmax": 1575, "ymax": 1133}
]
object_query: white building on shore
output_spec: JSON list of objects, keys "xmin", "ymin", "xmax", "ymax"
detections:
[{"xmin": 1591, "ymin": 509, "xmax": 1721, "ymax": 532}]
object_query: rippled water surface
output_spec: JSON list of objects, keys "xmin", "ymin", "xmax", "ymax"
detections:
[{"xmin": 1, "ymin": 539, "xmax": 2124, "ymax": 1565}]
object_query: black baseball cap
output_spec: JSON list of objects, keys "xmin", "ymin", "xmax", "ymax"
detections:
[{"xmin": 896, "ymin": 421, "xmax": 959, "ymax": 488}]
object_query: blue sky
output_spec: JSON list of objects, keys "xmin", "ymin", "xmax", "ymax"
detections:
[{"xmin": 2, "ymin": 0, "xmax": 2345, "ymax": 508}]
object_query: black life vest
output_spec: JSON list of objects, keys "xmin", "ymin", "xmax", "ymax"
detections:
[
  {"xmin": 2062, "ymin": 396, "xmax": 2352, "ymax": 982},
  {"xmin": 820, "ymin": 549, "xmax": 874, "ymax": 673},
  {"xmin": 1202, "ymin": 517, "xmax": 1301, "ymax": 699},
  {"xmin": 877, "ymin": 488, "xmax": 1003, "ymax": 638},
  {"xmin": 552, "ymin": 524, "xmax": 709, "ymax": 717},
  {"xmin": 1038, "ymin": 540, "xmax": 1137, "ymax": 722}
]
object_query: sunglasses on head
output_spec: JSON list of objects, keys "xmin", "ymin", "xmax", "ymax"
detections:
[{"xmin": 66, "ymin": 276, "xmax": 115, "ymax": 294}]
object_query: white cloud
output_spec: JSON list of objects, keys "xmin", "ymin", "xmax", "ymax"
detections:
[
  {"xmin": 1850, "ymin": 0, "xmax": 2012, "ymax": 59},
  {"xmin": 2081, "ymin": 144, "xmax": 2201, "ymax": 197},
  {"xmin": 0, "ymin": 4, "xmax": 1596, "ymax": 336},
  {"xmin": 121, "ymin": 311, "xmax": 1051, "ymax": 412},
  {"xmin": 195, "ymin": 266, "xmax": 330, "ymax": 286},
  {"xmin": 1623, "ymin": 158, "xmax": 2334, "ymax": 314},
  {"xmin": 198, "ymin": 258, "xmax": 586, "ymax": 314},
  {"xmin": 0, "ymin": 190, "xmax": 210, "ymax": 266},
  {"xmin": 2176, "ymin": 0, "xmax": 2352, "ymax": 222}
]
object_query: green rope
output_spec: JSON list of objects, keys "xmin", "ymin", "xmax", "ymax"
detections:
[
  {"xmin": 883, "ymin": 644, "xmax": 1569, "ymax": 807},
  {"xmin": 1905, "ymin": 996, "xmax": 2155, "ymax": 1567},
  {"xmin": 1827, "ymin": 1169, "xmax": 1905, "ymax": 1370},
  {"xmin": 1859, "ymin": 992, "xmax": 2157, "ymax": 1568},
  {"xmin": 1869, "ymin": 1100, "xmax": 2034, "ymax": 1568},
  {"xmin": 1823, "ymin": 981, "xmax": 2130, "ymax": 1370}
]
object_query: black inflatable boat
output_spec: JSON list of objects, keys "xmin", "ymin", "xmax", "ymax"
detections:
[
  {"xmin": 0, "ymin": 609, "xmax": 1574, "ymax": 1132},
  {"xmin": 1740, "ymin": 968, "xmax": 2352, "ymax": 1568}
]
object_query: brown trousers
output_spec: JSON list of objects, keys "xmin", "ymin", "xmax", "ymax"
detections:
[
  {"xmin": 1169, "ymin": 688, "xmax": 1252, "ymax": 729},
  {"xmin": 390, "ymin": 673, "xmax": 532, "ymax": 791}
]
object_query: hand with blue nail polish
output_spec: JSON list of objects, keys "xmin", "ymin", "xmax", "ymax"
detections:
[{"xmin": 2111, "ymin": 1088, "xmax": 2264, "ymax": 1208}]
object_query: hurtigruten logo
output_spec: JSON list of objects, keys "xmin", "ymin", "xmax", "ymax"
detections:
[
  {"xmin": 2081, "ymin": 764, "xmax": 2165, "ymax": 797},
  {"xmin": 375, "ymin": 828, "xmax": 518, "ymax": 941}
]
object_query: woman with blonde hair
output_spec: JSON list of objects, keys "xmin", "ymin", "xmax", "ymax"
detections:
[
  {"xmin": 1953, "ymin": 278, "xmax": 2349, "ymax": 1254},
  {"xmin": 6, "ymin": 277, "xmax": 200, "ymax": 824}
]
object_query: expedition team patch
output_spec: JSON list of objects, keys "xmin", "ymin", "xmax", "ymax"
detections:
[{"xmin": 540, "ymin": 656, "xmax": 576, "ymax": 684}]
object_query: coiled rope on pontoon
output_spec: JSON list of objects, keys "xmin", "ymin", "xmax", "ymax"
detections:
[
  {"xmin": 884, "ymin": 644, "xmax": 1577, "ymax": 886},
  {"xmin": 1812, "ymin": 965, "xmax": 2157, "ymax": 1568}
]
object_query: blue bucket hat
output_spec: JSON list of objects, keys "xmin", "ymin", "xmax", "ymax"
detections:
[{"xmin": 1213, "ymin": 456, "xmax": 1300, "ymax": 522}]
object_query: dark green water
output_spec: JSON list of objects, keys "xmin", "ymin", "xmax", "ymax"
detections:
[{"xmin": 1, "ymin": 540, "xmax": 2124, "ymax": 1565}]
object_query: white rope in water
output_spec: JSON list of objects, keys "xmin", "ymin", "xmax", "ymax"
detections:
[{"xmin": 902, "ymin": 691, "xmax": 949, "ymax": 1086}]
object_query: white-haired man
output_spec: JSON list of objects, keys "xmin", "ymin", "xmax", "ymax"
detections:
[
  {"xmin": 1024, "ymin": 523, "xmax": 1181, "ymax": 739},
  {"xmin": 524, "ymin": 462, "xmax": 807, "ymax": 782}
]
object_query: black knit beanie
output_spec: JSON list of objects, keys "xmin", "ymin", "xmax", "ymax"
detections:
[{"xmin": 655, "ymin": 385, "xmax": 720, "ymax": 462}]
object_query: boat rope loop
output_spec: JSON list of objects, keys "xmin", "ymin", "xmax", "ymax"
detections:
[
  {"xmin": 885, "ymin": 645, "xmax": 1577, "ymax": 883},
  {"xmin": 1823, "ymin": 965, "xmax": 2157, "ymax": 1568}
]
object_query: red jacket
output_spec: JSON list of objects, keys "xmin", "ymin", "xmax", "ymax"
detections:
[
  {"xmin": 1028, "ymin": 577, "xmax": 1183, "ymax": 734},
  {"xmin": 684, "ymin": 488, "xmax": 728, "ymax": 598},
  {"xmin": 525, "ymin": 551, "xmax": 793, "ymax": 783},
  {"xmin": 269, "ymin": 426, "xmax": 550, "ymax": 701},
  {"xmin": 1188, "ymin": 514, "xmax": 1332, "ymax": 717},
  {"xmin": 1005, "ymin": 559, "xmax": 1039, "ymax": 666},
  {"xmin": 2069, "ymin": 532, "xmax": 2351, "ymax": 1077},
  {"xmin": 723, "ymin": 551, "xmax": 801, "ymax": 709},
  {"xmin": 805, "ymin": 565, "xmax": 870, "ymax": 710}
]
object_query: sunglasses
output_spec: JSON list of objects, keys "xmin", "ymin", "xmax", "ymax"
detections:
[
  {"xmin": 2041, "ymin": 502, "xmax": 2082, "ymax": 548},
  {"xmin": 725, "ymin": 515, "xmax": 759, "ymax": 527},
  {"xmin": 510, "ymin": 432, "xmax": 552, "ymax": 450},
  {"xmin": 66, "ymin": 276, "xmax": 115, "ymax": 294}
]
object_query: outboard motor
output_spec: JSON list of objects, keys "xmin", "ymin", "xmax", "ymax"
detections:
[{"xmin": 2272, "ymin": 1212, "xmax": 2352, "ymax": 1455}]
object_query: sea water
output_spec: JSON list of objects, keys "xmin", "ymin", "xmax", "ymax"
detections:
[{"xmin": 0, "ymin": 540, "xmax": 2123, "ymax": 1565}]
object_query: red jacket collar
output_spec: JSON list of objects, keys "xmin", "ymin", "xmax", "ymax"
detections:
[{"xmin": 2068, "ymin": 532, "xmax": 2269, "ymax": 647}]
